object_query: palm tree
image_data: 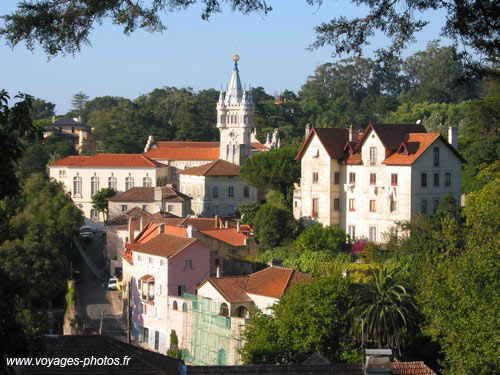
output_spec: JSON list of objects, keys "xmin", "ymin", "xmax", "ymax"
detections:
[{"xmin": 352, "ymin": 266, "xmax": 418, "ymax": 355}]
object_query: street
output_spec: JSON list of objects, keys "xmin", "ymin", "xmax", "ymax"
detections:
[{"xmin": 76, "ymin": 230, "xmax": 127, "ymax": 342}]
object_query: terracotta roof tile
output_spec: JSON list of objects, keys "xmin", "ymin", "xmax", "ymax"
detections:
[
  {"xmin": 358, "ymin": 123, "xmax": 427, "ymax": 151},
  {"xmin": 106, "ymin": 207, "xmax": 152, "ymax": 226},
  {"xmin": 383, "ymin": 133, "xmax": 466, "ymax": 165},
  {"xmin": 108, "ymin": 186, "xmax": 191, "ymax": 203},
  {"xmin": 201, "ymin": 267, "xmax": 313, "ymax": 302},
  {"xmin": 200, "ymin": 228, "xmax": 249, "ymax": 246},
  {"xmin": 133, "ymin": 233, "xmax": 200, "ymax": 258},
  {"xmin": 49, "ymin": 154, "xmax": 165, "ymax": 168},
  {"xmin": 296, "ymin": 128, "xmax": 349, "ymax": 161},
  {"xmin": 159, "ymin": 217, "xmax": 220, "ymax": 231},
  {"xmin": 139, "ymin": 274, "xmax": 155, "ymax": 282},
  {"xmin": 178, "ymin": 159, "xmax": 240, "ymax": 176},
  {"xmin": 251, "ymin": 142, "xmax": 269, "ymax": 151},
  {"xmin": 144, "ymin": 147, "xmax": 220, "ymax": 161}
]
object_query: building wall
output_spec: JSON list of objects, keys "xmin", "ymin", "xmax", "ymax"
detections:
[
  {"xmin": 246, "ymin": 293, "xmax": 279, "ymax": 315},
  {"xmin": 108, "ymin": 199, "xmax": 187, "ymax": 219},
  {"xmin": 49, "ymin": 166, "xmax": 169, "ymax": 220},
  {"xmin": 410, "ymin": 138, "xmax": 462, "ymax": 217},
  {"xmin": 179, "ymin": 175, "xmax": 257, "ymax": 217}
]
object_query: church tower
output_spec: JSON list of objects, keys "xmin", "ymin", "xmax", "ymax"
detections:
[{"xmin": 217, "ymin": 54, "xmax": 255, "ymax": 166}]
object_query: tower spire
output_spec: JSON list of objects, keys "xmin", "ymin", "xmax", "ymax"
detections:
[{"xmin": 225, "ymin": 54, "xmax": 243, "ymax": 105}]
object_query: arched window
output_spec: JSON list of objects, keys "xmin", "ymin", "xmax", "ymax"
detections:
[
  {"xmin": 182, "ymin": 303, "xmax": 188, "ymax": 312},
  {"xmin": 125, "ymin": 177, "xmax": 134, "ymax": 191},
  {"xmin": 73, "ymin": 176, "xmax": 82, "ymax": 197},
  {"xmin": 217, "ymin": 348, "xmax": 226, "ymax": 366},
  {"xmin": 143, "ymin": 176, "xmax": 152, "ymax": 187},
  {"xmin": 237, "ymin": 306, "xmax": 249, "ymax": 318},
  {"xmin": 91, "ymin": 176, "xmax": 99, "ymax": 196},
  {"xmin": 219, "ymin": 303, "xmax": 229, "ymax": 317},
  {"xmin": 108, "ymin": 176, "xmax": 117, "ymax": 190},
  {"xmin": 172, "ymin": 301, "xmax": 178, "ymax": 310}
]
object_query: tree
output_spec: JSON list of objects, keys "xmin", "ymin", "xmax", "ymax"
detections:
[
  {"xmin": 167, "ymin": 330, "xmax": 182, "ymax": 358},
  {"xmin": 236, "ymin": 203, "xmax": 261, "ymax": 225},
  {"xmin": 91, "ymin": 188, "xmax": 116, "ymax": 221},
  {"xmin": 2, "ymin": 1, "xmax": 497, "ymax": 63},
  {"xmin": 352, "ymin": 267, "xmax": 419, "ymax": 356},
  {"xmin": 241, "ymin": 273, "xmax": 354, "ymax": 364},
  {"xmin": 0, "ymin": 90, "xmax": 37, "ymax": 197},
  {"xmin": 252, "ymin": 204, "xmax": 298, "ymax": 249},
  {"xmin": 31, "ymin": 98, "xmax": 56, "ymax": 120},
  {"xmin": 71, "ymin": 91, "xmax": 89, "ymax": 115},
  {"xmin": 240, "ymin": 145, "xmax": 300, "ymax": 208}
]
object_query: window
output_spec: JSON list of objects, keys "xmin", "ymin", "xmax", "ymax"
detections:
[
  {"xmin": 370, "ymin": 173, "xmax": 377, "ymax": 185},
  {"xmin": 421, "ymin": 199, "xmax": 427, "ymax": 215},
  {"xmin": 160, "ymin": 259, "xmax": 165, "ymax": 266},
  {"xmin": 172, "ymin": 301, "xmax": 178, "ymax": 310},
  {"xmin": 125, "ymin": 177, "xmax": 134, "ymax": 190},
  {"xmin": 167, "ymin": 204, "xmax": 174, "ymax": 212},
  {"xmin": 349, "ymin": 172, "xmax": 356, "ymax": 184},
  {"xmin": 433, "ymin": 147, "xmax": 440, "ymax": 167},
  {"xmin": 138, "ymin": 255, "xmax": 142, "ymax": 262},
  {"xmin": 108, "ymin": 176, "xmax": 117, "ymax": 190},
  {"xmin": 121, "ymin": 205, "xmax": 128, "ymax": 212},
  {"xmin": 244, "ymin": 186, "xmax": 249, "ymax": 197},
  {"xmin": 212, "ymin": 205, "xmax": 218, "ymax": 216},
  {"xmin": 213, "ymin": 186, "xmax": 219, "ymax": 198},
  {"xmin": 228, "ymin": 186, "xmax": 234, "ymax": 197},
  {"xmin": 421, "ymin": 173, "xmax": 427, "ymax": 187},
  {"xmin": 312, "ymin": 172, "xmax": 319, "ymax": 183},
  {"xmin": 59, "ymin": 170, "xmax": 66, "ymax": 177},
  {"xmin": 348, "ymin": 225, "xmax": 356, "ymax": 239},
  {"xmin": 90, "ymin": 209, "xmax": 98, "ymax": 219},
  {"xmin": 334, "ymin": 199, "xmax": 340, "ymax": 211},
  {"xmin": 228, "ymin": 205, "xmax": 235, "ymax": 216},
  {"xmin": 154, "ymin": 307, "xmax": 158, "ymax": 318},
  {"xmin": 73, "ymin": 176, "xmax": 82, "ymax": 197},
  {"xmin": 433, "ymin": 199, "xmax": 440, "ymax": 213},
  {"xmin": 369, "ymin": 226, "xmax": 377, "ymax": 242},
  {"xmin": 142, "ymin": 204, "xmax": 148, "ymax": 212},
  {"xmin": 185, "ymin": 259, "xmax": 193, "ymax": 270},
  {"xmin": 237, "ymin": 306, "xmax": 249, "ymax": 318},
  {"xmin": 391, "ymin": 174, "xmax": 398, "ymax": 186},
  {"xmin": 390, "ymin": 200, "xmax": 397, "ymax": 212},
  {"xmin": 182, "ymin": 303, "xmax": 188, "ymax": 312},
  {"xmin": 369, "ymin": 200, "xmax": 376, "ymax": 212},
  {"xmin": 312, "ymin": 198, "xmax": 319, "ymax": 218},
  {"xmin": 434, "ymin": 173, "xmax": 440, "ymax": 187},
  {"xmin": 369, "ymin": 147, "xmax": 377, "ymax": 165},
  {"xmin": 149, "ymin": 257, "xmax": 153, "ymax": 265},
  {"xmin": 177, "ymin": 285, "xmax": 186, "ymax": 297},
  {"xmin": 143, "ymin": 177, "xmax": 152, "ymax": 187},
  {"xmin": 91, "ymin": 176, "xmax": 99, "ymax": 196},
  {"xmin": 71, "ymin": 127, "xmax": 75, "ymax": 133},
  {"xmin": 445, "ymin": 173, "xmax": 451, "ymax": 187},
  {"xmin": 142, "ymin": 327, "xmax": 149, "ymax": 343},
  {"xmin": 334, "ymin": 172, "xmax": 340, "ymax": 185},
  {"xmin": 349, "ymin": 199, "xmax": 355, "ymax": 211},
  {"xmin": 220, "ymin": 303, "xmax": 229, "ymax": 317}
]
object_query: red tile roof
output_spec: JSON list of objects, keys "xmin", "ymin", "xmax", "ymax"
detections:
[
  {"xmin": 106, "ymin": 207, "xmax": 152, "ymax": 226},
  {"xmin": 139, "ymin": 274, "xmax": 154, "ymax": 282},
  {"xmin": 161, "ymin": 217, "xmax": 220, "ymax": 231},
  {"xmin": 383, "ymin": 133, "xmax": 467, "ymax": 165},
  {"xmin": 49, "ymin": 153, "xmax": 165, "ymax": 168},
  {"xmin": 178, "ymin": 159, "xmax": 240, "ymax": 176},
  {"xmin": 251, "ymin": 142, "xmax": 269, "ymax": 151},
  {"xmin": 108, "ymin": 186, "xmax": 191, "ymax": 202},
  {"xmin": 200, "ymin": 267, "xmax": 313, "ymax": 303},
  {"xmin": 133, "ymin": 233, "xmax": 200, "ymax": 258},
  {"xmin": 200, "ymin": 228, "xmax": 249, "ymax": 246},
  {"xmin": 296, "ymin": 128, "xmax": 349, "ymax": 160},
  {"xmin": 357, "ymin": 123, "xmax": 427, "ymax": 151}
]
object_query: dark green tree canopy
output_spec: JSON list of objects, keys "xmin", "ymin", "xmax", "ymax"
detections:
[{"xmin": 1, "ymin": 1, "xmax": 497, "ymax": 63}]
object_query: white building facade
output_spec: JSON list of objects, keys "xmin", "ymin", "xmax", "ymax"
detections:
[{"xmin": 294, "ymin": 124, "xmax": 465, "ymax": 242}]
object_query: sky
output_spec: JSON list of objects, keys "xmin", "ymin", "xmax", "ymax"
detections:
[{"xmin": 0, "ymin": 1, "xmax": 450, "ymax": 114}]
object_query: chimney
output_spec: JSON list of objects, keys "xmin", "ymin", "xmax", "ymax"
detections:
[
  {"xmin": 78, "ymin": 115, "xmax": 82, "ymax": 123},
  {"xmin": 236, "ymin": 219, "xmax": 241, "ymax": 233},
  {"xmin": 224, "ymin": 220, "xmax": 229, "ymax": 229},
  {"xmin": 186, "ymin": 224, "xmax": 195, "ymax": 238},
  {"xmin": 214, "ymin": 215, "xmax": 219, "ymax": 228},
  {"xmin": 139, "ymin": 216, "xmax": 144, "ymax": 232},
  {"xmin": 349, "ymin": 124, "xmax": 356, "ymax": 142},
  {"xmin": 158, "ymin": 223, "xmax": 165, "ymax": 234},
  {"xmin": 52, "ymin": 116, "xmax": 56, "ymax": 123},
  {"xmin": 364, "ymin": 349, "xmax": 393, "ymax": 375},
  {"xmin": 305, "ymin": 123, "xmax": 311, "ymax": 139},
  {"xmin": 267, "ymin": 259, "xmax": 282, "ymax": 267},
  {"xmin": 128, "ymin": 218, "xmax": 134, "ymax": 243},
  {"xmin": 154, "ymin": 186, "xmax": 163, "ymax": 211},
  {"xmin": 448, "ymin": 126, "xmax": 458, "ymax": 150},
  {"xmin": 216, "ymin": 266, "xmax": 221, "ymax": 278}
]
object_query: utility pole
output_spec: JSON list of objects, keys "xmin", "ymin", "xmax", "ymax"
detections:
[
  {"xmin": 99, "ymin": 309, "xmax": 104, "ymax": 335},
  {"xmin": 127, "ymin": 281, "xmax": 131, "ymax": 343}
]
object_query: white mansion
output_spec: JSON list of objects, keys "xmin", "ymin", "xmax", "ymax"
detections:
[
  {"xmin": 293, "ymin": 124, "xmax": 466, "ymax": 242},
  {"xmin": 48, "ymin": 55, "xmax": 266, "ymax": 220}
]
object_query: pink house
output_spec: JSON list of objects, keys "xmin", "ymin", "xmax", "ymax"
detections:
[{"xmin": 130, "ymin": 226, "xmax": 211, "ymax": 354}]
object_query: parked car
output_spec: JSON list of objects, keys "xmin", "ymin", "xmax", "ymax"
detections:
[
  {"xmin": 79, "ymin": 226, "xmax": 97, "ymax": 234},
  {"xmin": 107, "ymin": 277, "xmax": 118, "ymax": 290}
]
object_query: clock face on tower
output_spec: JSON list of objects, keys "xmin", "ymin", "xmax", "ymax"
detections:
[{"xmin": 229, "ymin": 131, "xmax": 237, "ymax": 140}]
